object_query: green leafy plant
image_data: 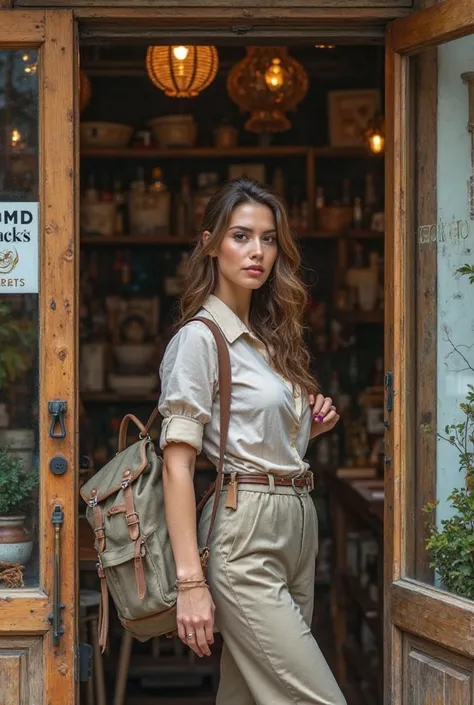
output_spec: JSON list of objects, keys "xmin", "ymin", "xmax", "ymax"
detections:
[
  {"xmin": 457, "ymin": 263, "xmax": 474, "ymax": 285},
  {"xmin": 424, "ymin": 264, "xmax": 474, "ymax": 599},
  {"xmin": 0, "ymin": 301, "xmax": 36, "ymax": 389},
  {"xmin": 0, "ymin": 445, "xmax": 38, "ymax": 516}
]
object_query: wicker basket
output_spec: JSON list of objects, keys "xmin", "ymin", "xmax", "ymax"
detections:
[
  {"xmin": 316, "ymin": 206, "xmax": 353, "ymax": 232},
  {"xmin": 80, "ymin": 122, "xmax": 134, "ymax": 149}
]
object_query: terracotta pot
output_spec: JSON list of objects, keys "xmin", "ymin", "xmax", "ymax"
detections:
[{"xmin": 0, "ymin": 515, "xmax": 33, "ymax": 566}]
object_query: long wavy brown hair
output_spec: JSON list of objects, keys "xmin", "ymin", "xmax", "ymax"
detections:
[{"xmin": 179, "ymin": 178, "xmax": 317, "ymax": 395}]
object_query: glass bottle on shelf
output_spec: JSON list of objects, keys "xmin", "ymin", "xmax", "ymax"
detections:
[
  {"xmin": 300, "ymin": 201, "xmax": 309, "ymax": 233},
  {"xmin": 363, "ymin": 173, "xmax": 377, "ymax": 229},
  {"xmin": 150, "ymin": 167, "xmax": 166, "ymax": 193},
  {"xmin": 341, "ymin": 178, "xmax": 351, "ymax": 206},
  {"xmin": 315, "ymin": 186, "xmax": 325, "ymax": 210},
  {"xmin": 353, "ymin": 196, "xmax": 362, "ymax": 229},
  {"xmin": 113, "ymin": 180, "xmax": 127, "ymax": 235},
  {"xmin": 83, "ymin": 174, "xmax": 99, "ymax": 204},
  {"xmin": 194, "ymin": 173, "xmax": 219, "ymax": 229},
  {"xmin": 272, "ymin": 167, "xmax": 285, "ymax": 201},
  {"xmin": 175, "ymin": 174, "xmax": 193, "ymax": 238},
  {"xmin": 129, "ymin": 166, "xmax": 170, "ymax": 237}
]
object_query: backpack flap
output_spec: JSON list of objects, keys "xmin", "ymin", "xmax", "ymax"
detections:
[{"xmin": 79, "ymin": 437, "xmax": 166, "ymax": 650}]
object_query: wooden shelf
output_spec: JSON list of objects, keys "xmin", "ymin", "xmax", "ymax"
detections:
[
  {"xmin": 80, "ymin": 231, "xmax": 370, "ymax": 246},
  {"xmin": 332, "ymin": 309, "xmax": 384, "ymax": 324},
  {"xmin": 346, "ymin": 229, "xmax": 384, "ymax": 238},
  {"xmin": 80, "ymin": 145, "xmax": 379, "ymax": 159},
  {"xmin": 80, "ymin": 235, "xmax": 196, "ymax": 246},
  {"xmin": 81, "ymin": 392, "xmax": 158, "ymax": 403}
]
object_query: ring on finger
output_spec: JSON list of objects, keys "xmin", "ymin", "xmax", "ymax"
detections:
[{"xmin": 186, "ymin": 633, "xmax": 194, "ymax": 639}]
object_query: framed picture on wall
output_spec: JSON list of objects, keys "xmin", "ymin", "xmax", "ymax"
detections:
[{"xmin": 328, "ymin": 89, "xmax": 381, "ymax": 147}]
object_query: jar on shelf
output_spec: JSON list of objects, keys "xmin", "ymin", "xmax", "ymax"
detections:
[{"xmin": 128, "ymin": 167, "xmax": 171, "ymax": 237}]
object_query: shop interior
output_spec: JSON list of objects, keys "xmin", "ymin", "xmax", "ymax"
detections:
[
  {"xmin": 0, "ymin": 39, "xmax": 386, "ymax": 705},
  {"xmin": 76, "ymin": 40, "xmax": 386, "ymax": 705}
]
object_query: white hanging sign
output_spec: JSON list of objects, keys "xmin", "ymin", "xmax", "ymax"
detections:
[{"xmin": 0, "ymin": 202, "xmax": 39, "ymax": 294}]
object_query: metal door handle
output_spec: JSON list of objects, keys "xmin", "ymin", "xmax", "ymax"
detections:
[
  {"xmin": 48, "ymin": 400, "xmax": 67, "ymax": 439},
  {"xmin": 48, "ymin": 505, "xmax": 65, "ymax": 645}
]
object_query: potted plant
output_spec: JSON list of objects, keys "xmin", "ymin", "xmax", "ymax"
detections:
[
  {"xmin": 0, "ymin": 444, "xmax": 38, "ymax": 567},
  {"xmin": 424, "ymin": 264, "xmax": 474, "ymax": 599},
  {"xmin": 0, "ymin": 300, "xmax": 37, "ymax": 471}
]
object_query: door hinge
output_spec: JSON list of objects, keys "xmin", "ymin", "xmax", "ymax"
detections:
[
  {"xmin": 385, "ymin": 371, "xmax": 394, "ymax": 413},
  {"xmin": 75, "ymin": 643, "xmax": 93, "ymax": 683},
  {"xmin": 231, "ymin": 25, "xmax": 252, "ymax": 35}
]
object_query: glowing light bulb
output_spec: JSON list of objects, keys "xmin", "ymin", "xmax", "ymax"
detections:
[
  {"xmin": 264, "ymin": 58, "xmax": 286, "ymax": 92},
  {"xmin": 172, "ymin": 46, "xmax": 189, "ymax": 62},
  {"xmin": 369, "ymin": 132, "xmax": 384, "ymax": 154},
  {"xmin": 11, "ymin": 129, "xmax": 22, "ymax": 148}
]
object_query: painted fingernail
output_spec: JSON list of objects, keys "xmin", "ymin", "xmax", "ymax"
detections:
[{"xmin": 314, "ymin": 414, "xmax": 324, "ymax": 422}]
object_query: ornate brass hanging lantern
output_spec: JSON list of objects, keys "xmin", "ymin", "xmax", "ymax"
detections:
[
  {"xmin": 146, "ymin": 45, "xmax": 219, "ymax": 98},
  {"xmin": 227, "ymin": 47, "xmax": 309, "ymax": 133}
]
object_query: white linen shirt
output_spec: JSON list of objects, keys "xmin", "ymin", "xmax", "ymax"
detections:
[{"xmin": 158, "ymin": 294, "xmax": 311, "ymax": 478}]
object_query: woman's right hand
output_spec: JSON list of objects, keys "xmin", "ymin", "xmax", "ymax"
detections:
[{"xmin": 177, "ymin": 586, "xmax": 215, "ymax": 657}]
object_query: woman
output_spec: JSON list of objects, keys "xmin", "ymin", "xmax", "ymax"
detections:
[{"xmin": 158, "ymin": 178, "xmax": 346, "ymax": 705}]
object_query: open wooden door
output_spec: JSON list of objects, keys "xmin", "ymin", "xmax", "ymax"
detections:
[
  {"xmin": 0, "ymin": 10, "xmax": 79, "ymax": 705},
  {"xmin": 385, "ymin": 1, "xmax": 474, "ymax": 703}
]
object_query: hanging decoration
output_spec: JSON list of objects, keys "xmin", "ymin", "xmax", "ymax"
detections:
[
  {"xmin": 364, "ymin": 112, "xmax": 385, "ymax": 154},
  {"xmin": 146, "ymin": 45, "xmax": 219, "ymax": 98},
  {"xmin": 227, "ymin": 47, "xmax": 309, "ymax": 134}
]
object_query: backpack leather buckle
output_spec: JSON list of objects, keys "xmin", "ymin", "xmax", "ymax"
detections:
[{"xmin": 126, "ymin": 512, "xmax": 139, "ymax": 527}]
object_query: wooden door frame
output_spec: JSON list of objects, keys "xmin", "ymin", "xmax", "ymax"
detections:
[
  {"xmin": 0, "ymin": 9, "xmax": 78, "ymax": 705},
  {"xmin": 385, "ymin": 1, "xmax": 474, "ymax": 703},
  {"xmin": 71, "ymin": 5, "xmax": 407, "ymax": 44}
]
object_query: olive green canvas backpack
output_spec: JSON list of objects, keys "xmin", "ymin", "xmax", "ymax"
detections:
[{"xmin": 79, "ymin": 318, "xmax": 231, "ymax": 651}]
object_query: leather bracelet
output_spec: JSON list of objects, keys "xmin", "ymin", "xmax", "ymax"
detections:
[{"xmin": 176, "ymin": 579, "xmax": 209, "ymax": 592}]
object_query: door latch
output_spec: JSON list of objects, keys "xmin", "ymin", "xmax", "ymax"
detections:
[
  {"xmin": 48, "ymin": 400, "xmax": 67, "ymax": 439},
  {"xmin": 76, "ymin": 643, "xmax": 93, "ymax": 682},
  {"xmin": 48, "ymin": 505, "xmax": 65, "ymax": 646},
  {"xmin": 385, "ymin": 371, "xmax": 394, "ymax": 413}
]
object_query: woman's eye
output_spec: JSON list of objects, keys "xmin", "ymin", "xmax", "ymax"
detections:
[
  {"xmin": 263, "ymin": 235, "xmax": 277, "ymax": 244},
  {"xmin": 233, "ymin": 232, "xmax": 248, "ymax": 241}
]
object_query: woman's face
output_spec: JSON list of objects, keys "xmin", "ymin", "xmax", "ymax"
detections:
[{"xmin": 210, "ymin": 202, "xmax": 278, "ymax": 291}]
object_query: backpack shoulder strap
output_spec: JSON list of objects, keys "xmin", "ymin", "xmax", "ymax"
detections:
[
  {"xmin": 186, "ymin": 317, "xmax": 231, "ymax": 550},
  {"xmin": 142, "ymin": 315, "xmax": 231, "ymax": 550}
]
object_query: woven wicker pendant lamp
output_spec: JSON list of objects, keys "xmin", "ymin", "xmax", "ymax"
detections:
[{"xmin": 146, "ymin": 45, "xmax": 219, "ymax": 98}]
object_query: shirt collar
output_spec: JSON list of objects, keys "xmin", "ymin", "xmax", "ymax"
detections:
[{"xmin": 202, "ymin": 295, "xmax": 249, "ymax": 344}]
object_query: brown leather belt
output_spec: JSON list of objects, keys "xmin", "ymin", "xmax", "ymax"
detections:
[{"xmin": 223, "ymin": 473, "xmax": 314, "ymax": 490}]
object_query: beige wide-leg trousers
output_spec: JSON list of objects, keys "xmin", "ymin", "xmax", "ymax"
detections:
[{"xmin": 199, "ymin": 480, "xmax": 347, "ymax": 705}]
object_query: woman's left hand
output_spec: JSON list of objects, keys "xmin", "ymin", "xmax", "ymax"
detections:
[{"xmin": 309, "ymin": 394, "xmax": 340, "ymax": 439}]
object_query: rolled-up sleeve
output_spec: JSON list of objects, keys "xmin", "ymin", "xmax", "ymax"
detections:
[{"xmin": 158, "ymin": 321, "xmax": 218, "ymax": 453}]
